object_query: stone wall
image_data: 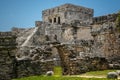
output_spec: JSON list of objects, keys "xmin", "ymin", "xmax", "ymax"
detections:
[
  {"xmin": 52, "ymin": 43, "xmax": 108, "ymax": 75},
  {"xmin": 92, "ymin": 21, "xmax": 120, "ymax": 61},
  {"xmin": 0, "ymin": 32, "xmax": 17, "ymax": 80},
  {"xmin": 16, "ymin": 60, "xmax": 54, "ymax": 78},
  {"xmin": 0, "ymin": 50, "xmax": 13, "ymax": 80},
  {"xmin": 0, "ymin": 32, "xmax": 55, "ymax": 79},
  {"xmin": 93, "ymin": 13, "xmax": 118, "ymax": 24},
  {"xmin": 77, "ymin": 26, "xmax": 93, "ymax": 40}
]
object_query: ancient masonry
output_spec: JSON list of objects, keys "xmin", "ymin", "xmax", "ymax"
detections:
[{"xmin": 0, "ymin": 3, "xmax": 120, "ymax": 79}]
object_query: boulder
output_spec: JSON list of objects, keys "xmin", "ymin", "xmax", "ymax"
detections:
[
  {"xmin": 107, "ymin": 72, "xmax": 118, "ymax": 79},
  {"xmin": 46, "ymin": 71, "xmax": 54, "ymax": 76},
  {"xmin": 116, "ymin": 70, "xmax": 120, "ymax": 75}
]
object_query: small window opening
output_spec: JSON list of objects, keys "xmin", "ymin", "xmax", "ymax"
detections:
[
  {"xmin": 58, "ymin": 17, "xmax": 61, "ymax": 24},
  {"xmin": 118, "ymin": 35, "xmax": 120, "ymax": 38},
  {"xmin": 54, "ymin": 18, "xmax": 56, "ymax": 23},
  {"xmin": 49, "ymin": 19, "xmax": 52, "ymax": 23}
]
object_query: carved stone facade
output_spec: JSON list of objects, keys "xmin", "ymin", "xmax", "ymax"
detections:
[{"xmin": 42, "ymin": 4, "xmax": 93, "ymax": 24}]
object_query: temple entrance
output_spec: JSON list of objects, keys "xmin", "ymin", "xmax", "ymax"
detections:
[{"xmin": 49, "ymin": 19, "xmax": 52, "ymax": 23}]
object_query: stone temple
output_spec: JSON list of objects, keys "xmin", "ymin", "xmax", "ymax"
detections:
[
  {"xmin": 42, "ymin": 4, "xmax": 93, "ymax": 24},
  {"xmin": 0, "ymin": 3, "xmax": 120, "ymax": 79}
]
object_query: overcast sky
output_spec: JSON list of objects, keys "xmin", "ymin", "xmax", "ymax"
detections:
[{"xmin": 0, "ymin": 0, "xmax": 120, "ymax": 31}]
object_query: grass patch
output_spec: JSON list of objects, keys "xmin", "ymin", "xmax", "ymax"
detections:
[
  {"xmin": 81, "ymin": 70, "xmax": 117, "ymax": 76},
  {"xmin": 54, "ymin": 66, "xmax": 62, "ymax": 76},
  {"xmin": 13, "ymin": 76, "xmax": 107, "ymax": 80},
  {"xmin": 13, "ymin": 70, "xmax": 117, "ymax": 80}
]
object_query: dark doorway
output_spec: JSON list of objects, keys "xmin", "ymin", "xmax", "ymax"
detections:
[
  {"xmin": 49, "ymin": 19, "xmax": 52, "ymax": 23},
  {"xmin": 54, "ymin": 18, "xmax": 56, "ymax": 23},
  {"xmin": 58, "ymin": 17, "xmax": 61, "ymax": 24}
]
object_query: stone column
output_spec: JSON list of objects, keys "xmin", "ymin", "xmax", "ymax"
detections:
[
  {"xmin": 52, "ymin": 18, "xmax": 54, "ymax": 24},
  {"xmin": 56, "ymin": 17, "xmax": 58, "ymax": 24}
]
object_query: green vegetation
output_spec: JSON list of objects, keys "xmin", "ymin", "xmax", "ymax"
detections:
[
  {"xmin": 54, "ymin": 66, "xmax": 62, "ymax": 76},
  {"xmin": 80, "ymin": 70, "xmax": 117, "ymax": 77},
  {"xmin": 13, "ymin": 70, "xmax": 118, "ymax": 80},
  {"xmin": 13, "ymin": 76, "xmax": 107, "ymax": 80},
  {"xmin": 116, "ymin": 12, "xmax": 120, "ymax": 32}
]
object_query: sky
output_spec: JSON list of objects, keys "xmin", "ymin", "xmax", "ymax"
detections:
[{"xmin": 0, "ymin": 0, "xmax": 120, "ymax": 31}]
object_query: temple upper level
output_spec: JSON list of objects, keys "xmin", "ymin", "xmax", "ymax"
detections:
[{"xmin": 42, "ymin": 3, "xmax": 94, "ymax": 25}]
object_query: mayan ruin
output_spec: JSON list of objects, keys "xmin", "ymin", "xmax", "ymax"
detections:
[{"xmin": 0, "ymin": 3, "xmax": 120, "ymax": 80}]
